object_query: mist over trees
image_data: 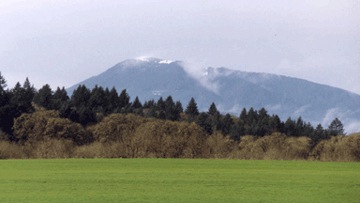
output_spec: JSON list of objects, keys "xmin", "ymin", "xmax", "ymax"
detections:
[{"xmin": 1, "ymin": 72, "xmax": 357, "ymax": 161}]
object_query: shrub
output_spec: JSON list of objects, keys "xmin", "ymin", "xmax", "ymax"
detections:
[
  {"xmin": 311, "ymin": 134, "xmax": 360, "ymax": 162},
  {"xmin": 23, "ymin": 139, "xmax": 75, "ymax": 159},
  {"xmin": 90, "ymin": 114, "xmax": 148, "ymax": 143},
  {"xmin": 205, "ymin": 132, "xmax": 235, "ymax": 158},
  {"xmin": 233, "ymin": 133, "xmax": 310, "ymax": 160},
  {"xmin": 0, "ymin": 141, "xmax": 24, "ymax": 159},
  {"xmin": 131, "ymin": 120, "xmax": 206, "ymax": 158}
]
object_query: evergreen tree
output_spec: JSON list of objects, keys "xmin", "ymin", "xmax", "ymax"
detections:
[
  {"xmin": 229, "ymin": 119, "xmax": 245, "ymax": 141},
  {"xmin": 155, "ymin": 97, "xmax": 166, "ymax": 119},
  {"xmin": 77, "ymin": 105, "xmax": 97, "ymax": 126},
  {"xmin": 207, "ymin": 102, "xmax": 221, "ymax": 131},
  {"xmin": 269, "ymin": 115, "xmax": 282, "ymax": 132},
  {"xmin": 118, "ymin": 89, "xmax": 130, "ymax": 110},
  {"xmin": 89, "ymin": 85, "xmax": 107, "ymax": 111},
  {"xmin": 303, "ymin": 122, "xmax": 314, "ymax": 137},
  {"xmin": 284, "ymin": 117, "xmax": 296, "ymax": 136},
  {"xmin": 185, "ymin": 97, "xmax": 199, "ymax": 117},
  {"xmin": 132, "ymin": 96, "xmax": 142, "ymax": 109},
  {"xmin": 256, "ymin": 108, "xmax": 270, "ymax": 136},
  {"xmin": 106, "ymin": 87, "xmax": 119, "ymax": 113},
  {"xmin": 22, "ymin": 78, "xmax": 36, "ymax": 106},
  {"xmin": 239, "ymin": 108, "xmax": 247, "ymax": 122},
  {"xmin": 246, "ymin": 107, "xmax": 258, "ymax": 124},
  {"xmin": 196, "ymin": 112, "xmax": 213, "ymax": 134},
  {"xmin": 1, "ymin": 77, "xmax": 35, "ymax": 138},
  {"xmin": 312, "ymin": 124, "xmax": 328, "ymax": 141},
  {"xmin": 175, "ymin": 101, "xmax": 183, "ymax": 113},
  {"xmin": 52, "ymin": 87, "xmax": 69, "ymax": 110},
  {"xmin": 143, "ymin": 99, "xmax": 156, "ymax": 109},
  {"xmin": 146, "ymin": 106, "xmax": 158, "ymax": 118},
  {"xmin": 208, "ymin": 102, "xmax": 219, "ymax": 116},
  {"xmin": 33, "ymin": 84, "xmax": 53, "ymax": 109},
  {"xmin": 165, "ymin": 96, "xmax": 180, "ymax": 121},
  {"xmin": 0, "ymin": 73, "xmax": 12, "ymax": 135},
  {"xmin": 71, "ymin": 85, "xmax": 91, "ymax": 108},
  {"xmin": 220, "ymin": 113, "xmax": 234, "ymax": 135},
  {"xmin": 10, "ymin": 80, "xmax": 34, "ymax": 115},
  {"xmin": 164, "ymin": 96, "xmax": 175, "ymax": 119},
  {"xmin": 0, "ymin": 72, "xmax": 6, "ymax": 93},
  {"xmin": 156, "ymin": 97, "xmax": 165, "ymax": 111},
  {"xmin": 328, "ymin": 118, "xmax": 345, "ymax": 136}
]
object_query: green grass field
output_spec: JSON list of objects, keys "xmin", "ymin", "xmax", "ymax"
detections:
[{"xmin": 0, "ymin": 159, "xmax": 359, "ymax": 202}]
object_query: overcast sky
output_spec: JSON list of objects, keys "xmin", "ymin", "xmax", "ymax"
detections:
[{"xmin": 1, "ymin": 0, "xmax": 359, "ymax": 94}]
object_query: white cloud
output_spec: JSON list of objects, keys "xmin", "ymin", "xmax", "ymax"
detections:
[
  {"xmin": 345, "ymin": 120, "xmax": 360, "ymax": 134},
  {"xmin": 180, "ymin": 61, "xmax": 220, "ymax": 94}
]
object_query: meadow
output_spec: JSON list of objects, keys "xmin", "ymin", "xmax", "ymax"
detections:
[{"xmin": 0, "ymin": 159, "xmax": 359, "ymax": 202}]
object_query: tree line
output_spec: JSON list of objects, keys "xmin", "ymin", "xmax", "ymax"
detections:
[
  {"xmin": 2, "ymin": 73, "xmax": 358, "ymax": 161},
  {"xmin": 0, "ymin": 73, "xmax": 345, "ymax": 143}
]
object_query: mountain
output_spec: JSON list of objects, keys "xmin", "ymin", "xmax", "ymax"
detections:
[{"xmin": 68, "ymin": 58, "xmax": 360, "ymax": 132}]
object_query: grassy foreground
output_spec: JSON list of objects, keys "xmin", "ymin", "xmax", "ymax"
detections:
[{"xmin": 0, "ymin": 159, "xmax": 359, "ymax": 202}]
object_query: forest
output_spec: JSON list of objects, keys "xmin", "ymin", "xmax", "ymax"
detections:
[{"xmin": 0, "ymin": 72, "xmax": 359, "ymax": 161}]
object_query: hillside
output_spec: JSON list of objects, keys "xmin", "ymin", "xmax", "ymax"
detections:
[{"xmin": 68, "ymin": 58, "xmax": 360, "ymax": 132}]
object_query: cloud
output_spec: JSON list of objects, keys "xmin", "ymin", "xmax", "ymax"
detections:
[
  {"xmin": 179, "ymin": 61, "xmax": 220, "ymax": 95},
  {"xmin": 345, "ymin": 120, "xmax": 360, "ymax": 134}
]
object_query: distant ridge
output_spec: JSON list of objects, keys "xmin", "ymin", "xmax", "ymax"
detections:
[{"xmin": 68, "ymin": 58, "xmax": 360, "ymax": 132}]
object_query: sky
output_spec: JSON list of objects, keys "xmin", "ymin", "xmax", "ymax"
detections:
[{"xmin": 1, "ymin": 0, "xmax": 360, "ymax": 94}]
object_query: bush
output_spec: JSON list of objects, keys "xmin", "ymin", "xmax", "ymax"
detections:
[
  {"xmin": 233, "ymin": 133, "xmax": 310, "ymax": 160},
  {"xmin": 90, "ymin": 114, "xmax": 148, "ymax": 143},
  {"xmin": 0, "ymin": 141, "xmax": 24, "ymax": 159},
  {"xmin": 311, "ymin": 134, "xmax": 360, "ymax": 162},
  {"xmin": 131, "ymin": 120, "xmax": 206, "ymax": 158},
  {"xmin": 205, "ymin": 132, "xmax": 235, "ymax": 158},
  {"xmin": 23, "ymin": 139, "xmax": 75, "ymax": 159}
]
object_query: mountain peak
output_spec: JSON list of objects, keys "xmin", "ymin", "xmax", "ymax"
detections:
[{"xmin": 133, "ymin": 57, "xmax": 175, "ymax": 64}]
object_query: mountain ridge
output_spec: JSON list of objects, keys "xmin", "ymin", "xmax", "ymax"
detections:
[{"xmin": 68, "ymin": 58, "xmax": 360, "ymax": 133}]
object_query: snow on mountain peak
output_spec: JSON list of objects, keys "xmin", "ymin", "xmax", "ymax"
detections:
[
  {"xmin": 134, "ymin": 56, "xmax": 174, "ymax": 64},
  {"xmin": 159, "ymin": 60, "xmax": 173, "ymax": 64},
  {"xmin": 135, "ymin": 56, "xmax": 153, "ymax": 62}
]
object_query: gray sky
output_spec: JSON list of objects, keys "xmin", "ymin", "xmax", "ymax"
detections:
[{"xmin": 1, "ymin": 0, "xmax": 360, "ymax": 94}]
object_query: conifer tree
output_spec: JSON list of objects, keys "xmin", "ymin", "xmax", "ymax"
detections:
[
  {"xmin": 106, "ymin": 87, "xmax": 119, "ymax": 113},
  {"xmin": 165, "ymin": 96, "xmax": 177, "ymax": 120},
  {"xmin": 239, "ymin": 108, "xmax": 247, "ymax": 122},
  {"xmin": 132, "ymin": 96, "xmax": 142, "ymax": 109},
  {"xmin": 0, "ymin": 73, "xmax": 12, "ymax": 135},
  {"xmin": 33, "ymin": 84, "xmax": 53, "ymax": 109},
  {"xmin": 284, "ymin": 117, "xmax": 296, "ymax": 136},
  {"xmin": 185, "ymin": 97, "xmax": 199, "ymax": 116},
  {"xmin": 10, "ymin": 80, "xmax": 34, "ymax": 115},
  {"xmin": 156, "ymin": 97, "xmax": 165, "ymax": 111},
  {"xmin": 118, "ymin": 89, "xmax": 130, "ymax": 110},
  {"xmin": 0, "ymin": 72, "xmax": 6, "ymax": 89},
  {"xmin": 196, "ymin": 112, "xmax": 213, "ymax": 134},
  {"xmin": 220, "ymin": 113, "xmax": 234, "ymax": 135},
  {"xmin": 175, "ymin": 101, "xmax": 183, "ymax": 113},
  {"xmin": 89, "ymin": 85, "xmax": 106, "ymax": 111},
  {"xmin": 229, "ymin": 119, "xmax": 245, "ymax": 141},
  {"xmin": 52, "ymin": 87, "xmax": 69, "ymax": 110},
  {"xmin": 208, "ymin": 102, "xmax": 219, "ymax": 116},
  {"xmin": 58, "ymin": 87, "xmax": 69, "ymax": 101},
  {"xmin": 269, "ymin": 115, "xmax": 282, "ymax": 132},
  {"xmin": 143, "ymin": 99, "xmax": 155, "ymax": 109},
  {"xmin": 71, "ymin": 85, "xmax": 91, "ymax": 108},
  {"xmin": 328, "ymin": 118, "xmax": 345, "ymax": 136}
]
